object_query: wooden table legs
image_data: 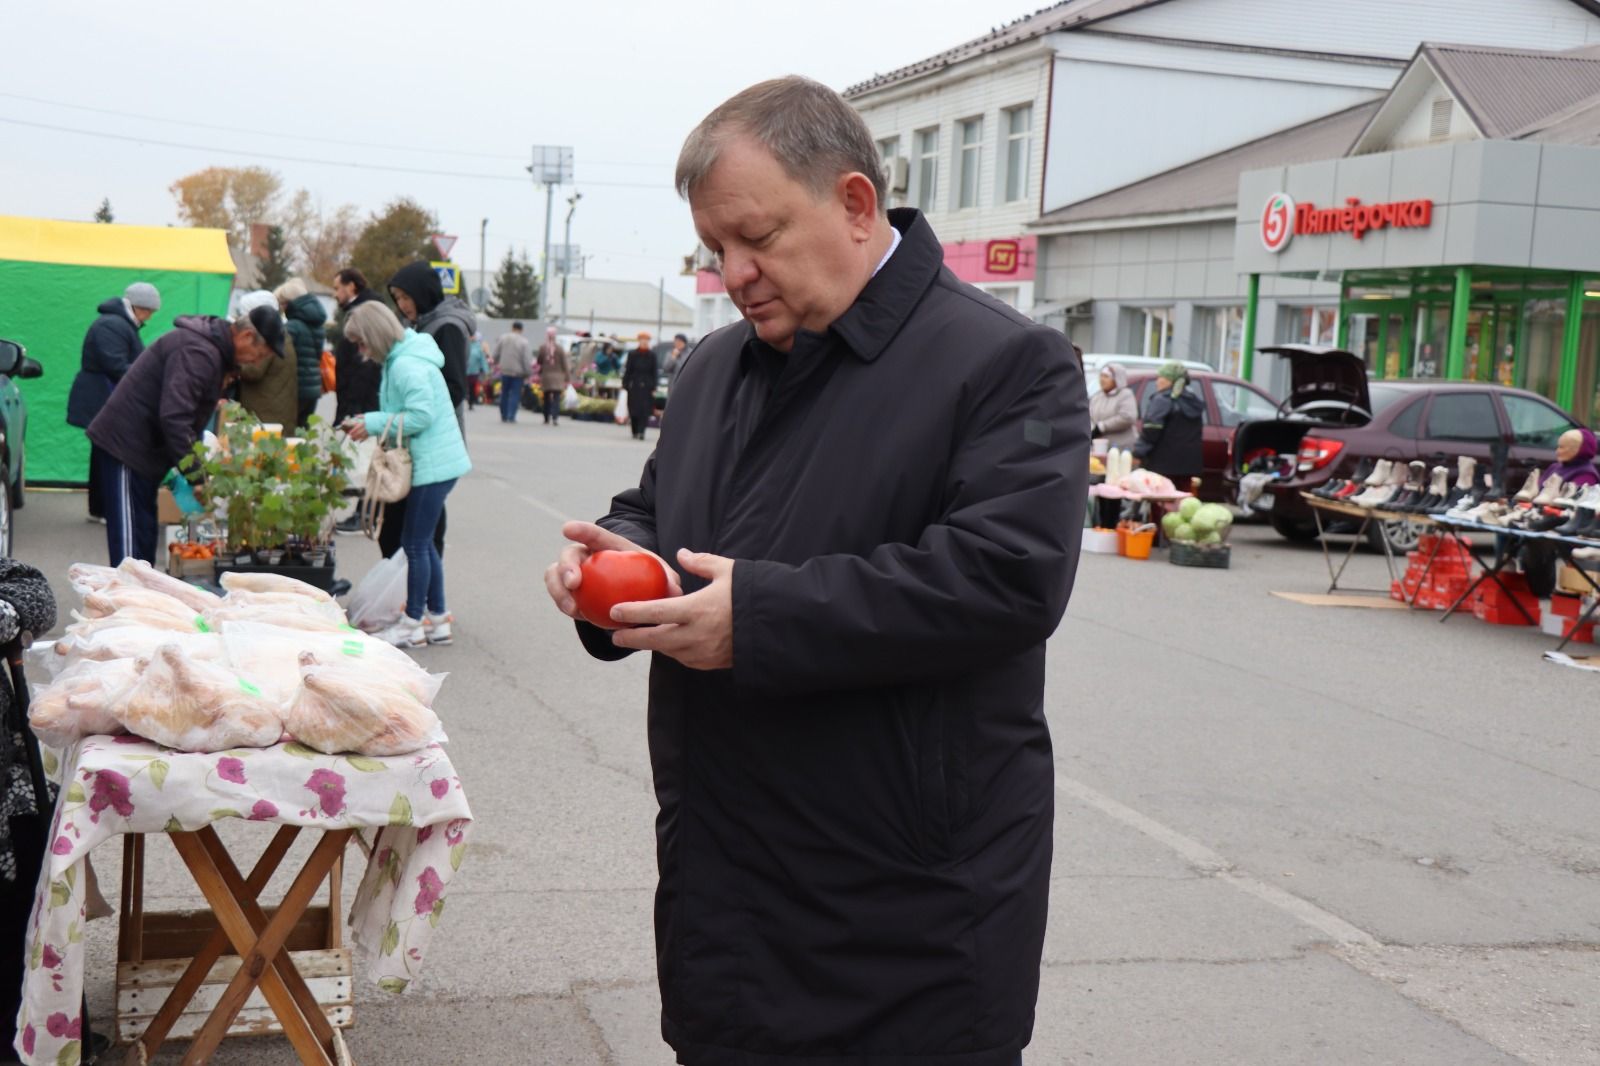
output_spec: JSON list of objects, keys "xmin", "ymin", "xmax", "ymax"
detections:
[{"xmin": 124, "ymin": 826, "xmax": 353, "ymax": 1066}]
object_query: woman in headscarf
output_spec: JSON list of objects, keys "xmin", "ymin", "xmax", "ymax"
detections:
[
  {"xmin": 1088, "ymin": 362, "xmax": 1139, "ymax": 449},
  {"xmin": 1132, "ymin": 361, "xmax": 1205, "ymax": 487},
  {"xmin": 1542, "ymin": 427, "xmax": 1599, "ymax": 489}
]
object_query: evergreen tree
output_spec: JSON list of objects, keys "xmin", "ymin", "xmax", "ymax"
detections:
[
  {"xmin": 487, "ymin": 250, "xmax": 540, "ymax": 318},
  {"xmin": 256, "ymin": 225, "xmax": 292, "ymax": 290},
  {"xmin": 93, "ymin": 198, "xmax": 114, "ymax": 223}
]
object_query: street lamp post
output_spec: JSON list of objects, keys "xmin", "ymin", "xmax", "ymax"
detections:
[
  {"xmin": 478, "ymin": 217, "xmax": 488, "ymax": 311},
  {"xmin": 561, "ymin": 192, "xmax": 582, "ymax": 328},
  {"xmin": 527, "ymin": 146, "xmax": 574, "ymax": 323}
]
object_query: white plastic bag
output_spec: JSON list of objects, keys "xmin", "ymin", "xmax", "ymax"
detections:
[
  {"xmin": 614, "ymin": 398, "xmax": 629, "ymax": 425},
  {"xmin": 562, "ymin": 384, "xmax": 580, "ymax": 411},
  {"xmin": 347, "ymin": 550, "xmax": 409, "ymax": 632}
]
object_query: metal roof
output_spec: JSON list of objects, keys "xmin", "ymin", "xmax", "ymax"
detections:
[
  {"xmin": 1031, "ymin": 102, "xmax": 1379, "ymax": 228},
  {"xmin": 1422, "ymin": 41, "xmax": 1600, "ymax": 138},
  {"xmin": 842, "ymin": 0, "xmax": 1167, "ymax": 98}
]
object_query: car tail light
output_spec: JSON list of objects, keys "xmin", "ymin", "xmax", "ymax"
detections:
[{"xmin": 1296, "ymin": 436, "xmax": 1344, "ymax": 473}]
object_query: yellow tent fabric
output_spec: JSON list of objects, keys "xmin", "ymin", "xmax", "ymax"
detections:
[{"xmin": 0, "ymin": 215, "xmax": 234, "ymax": 274}]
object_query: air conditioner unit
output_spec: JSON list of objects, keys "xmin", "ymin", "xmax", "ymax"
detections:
[{"xmin": 889, "ymin": 156, "xmax": 910, "ymax": 195}]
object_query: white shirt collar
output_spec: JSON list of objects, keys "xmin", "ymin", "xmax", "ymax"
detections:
[{"xmin": 871, "ymin": 226, "xmax": 902, "ymax": 279}]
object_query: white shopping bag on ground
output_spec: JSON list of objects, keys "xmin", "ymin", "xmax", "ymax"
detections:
[
  {"xmin": 562, "ymin": 384, "xmax": 580, "ymax": 411},
  {"xmin": 347, "ymin": 549, "xmax": 408, "ymax": 632}
]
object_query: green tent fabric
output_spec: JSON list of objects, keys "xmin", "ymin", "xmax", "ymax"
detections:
[{"xmin": 0, "ymin": 216, "xmax": 234, "ymax": 485}]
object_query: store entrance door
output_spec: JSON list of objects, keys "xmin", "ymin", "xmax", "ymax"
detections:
[{"xmin": 1464, "ymin": 300, "xmax": 1519, "ymax": 385}]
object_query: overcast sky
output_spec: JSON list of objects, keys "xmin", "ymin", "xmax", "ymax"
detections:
[{"xmin": 2, "ymin": 1, "xmax": 1039, "ymax": 304}]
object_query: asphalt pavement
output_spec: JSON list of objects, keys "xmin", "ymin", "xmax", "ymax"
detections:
[{"xmin": 18, "ymin": 406, "xmax": 1599, "ymax": 1065}]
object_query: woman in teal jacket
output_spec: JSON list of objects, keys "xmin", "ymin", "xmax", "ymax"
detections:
[{"xmin": 342, "ymin": 302, "xmax": 472, "ymax": 648}]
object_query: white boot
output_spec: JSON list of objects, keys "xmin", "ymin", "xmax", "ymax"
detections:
[
  {"xmin": 1455, "ymin": 455, "xmax": 1476, "ymax": 491},
  {"xmin": 1363, "ymin": 459, "xmax": 1393, "ymax": 488},
  {"xmin": 1515, "ymin": 470, "xmax": 1542, "ymax": 502},
  {"xmin": 1427, "ymin": 466, "xmax": 1450, "ymax": 501},
  {"xmin": 1531, "ymin": 473, "xmax": 1564, "ymax": 507}
]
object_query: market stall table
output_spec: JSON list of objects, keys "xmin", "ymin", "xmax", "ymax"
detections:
[
  {"xmin": 1301, "ymin": 493, "xmax": 1411, "ymax": 597},
  {"xmin": 16, "ymin": 736, "xmax": 472, "ymax": 1066},
  {"xmin": 1429, "ymin": 517, "xmax": 1540, "ymax": 627}
]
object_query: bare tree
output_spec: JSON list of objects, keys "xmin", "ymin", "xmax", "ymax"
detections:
[{"xmin": 282, "ymin": 190, "xmax": 361, "ymax": 286}]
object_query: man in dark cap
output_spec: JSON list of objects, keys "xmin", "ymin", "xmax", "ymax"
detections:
[
  {"xmin": 66, "ymin": 281, "xmax": 162, "ymax": 523},
  {"xmin": 87, "ymin": 306, "xmax": 283, "ymax": 564}
]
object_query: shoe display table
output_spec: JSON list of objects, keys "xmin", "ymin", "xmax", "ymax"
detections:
[
  {"xmin": 1429, "ymin": 519, "xmax": 1541, "ymax": 626},
  {"xmin": 1301, "ymin": 494, "xmax": 1408, "ymax": 597},
  {"xmin": 16, "ymin": 736, "xmax": 473, "ymax": 1066}
]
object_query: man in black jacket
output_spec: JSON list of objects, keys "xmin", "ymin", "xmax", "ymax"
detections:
[
  {"xmin": 86, "ymin": 308, "xmax": 283, "ymax": 564},
  {"xmin": 331, "ymin": 268, "xmax": 384, "ymax": 535},
  {"xmin": 544, "ymin": 76, "xmax": 1086, "ymax": 1066},
  {"xmin": 66, "ymin": 282, "xmax": 161, "ymax": 522},
  {"xmin": 387, "ymin": 262, "xmax": 472, "ymax": 439}
]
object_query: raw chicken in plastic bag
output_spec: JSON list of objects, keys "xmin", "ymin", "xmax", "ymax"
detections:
[
  {"xmin": 220, "ymin": 621, "xmax": 442, "ymax": 706},
  {"xmin": 68, "ymin": 563, "xmax": 122, "ymax": 597},
  {"xmin": 66, "ymin": 608, "xmax": 203, "ymax": 638},
  {"xmin": 116, "ymin": 644, "xmax": 284, "ymax": 751},
  {"xmin": 116, "ymin": 557, "xmax": 220, "ymax": 613},
  {"xmin": 285, "ymin": 652, "xmax": 444, "ymax": 756},
  {"xmin": 202, "ymin": 601, "xmax": 350, "ymax": 633},
  {"xmin": 29, "ymin": 658, "xmax": 140, "ymax": 748},
  {"xmin": 51, "ymin": 627, "xmax": 224, "ymax": 676},
  {"xmin": 219, "ymin": 571, "xmax": 334, "ymax": 603},
  {"xmin": 222, "ymin": 590, "xmax": 347, "ymax": 622},
  {"xmin": 81, "ymin": 586, "xmax": 196, "ymax": 621}
]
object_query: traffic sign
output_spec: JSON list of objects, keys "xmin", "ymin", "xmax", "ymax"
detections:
[
  {"xmin": 431, "ymin": 234, "xmax": 458, "ymax": 258},
  {"xmin": 431, "ymin": 261, "xmax": 461, "ymax": 295}
]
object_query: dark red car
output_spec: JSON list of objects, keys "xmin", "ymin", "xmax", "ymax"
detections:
[
  {"xmin": 1126, "ymin": 370, "xmax": 1280, "ymax": 501},
  {"xmin": 1224, "ymin": 345, "xmax": 1580, "ymax": 550}
]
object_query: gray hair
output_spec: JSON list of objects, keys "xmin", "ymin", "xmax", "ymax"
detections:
[
  {"xmin": 674, "ymin": 76, "xmax": 887, "ymax": 209},
  {"xmin": 343, "ymin": 301, "xmax": 406, "ymax": 361},
  {"xmin": 274, "ymin": 278, "xmax": 309, "ymax": 303}
]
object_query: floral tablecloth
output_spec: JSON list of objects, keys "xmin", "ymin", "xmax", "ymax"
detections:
[{"xmin": 13, "ymin": 736, "xmax": 473, "ymax": 1066}]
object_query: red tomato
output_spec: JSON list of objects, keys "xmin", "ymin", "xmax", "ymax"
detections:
[{"xmin": 573, "ymin": 550, "xmax": 671, "ymax": 629}]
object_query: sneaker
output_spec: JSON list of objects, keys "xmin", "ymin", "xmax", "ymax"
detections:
[
  {"xmin": 334, "ymin": 514, "xmax": 363, "ymax": 535},
  {"xmin": 86, "ymin": 514, "xmax": 106, "ymax": 525},
  {"xmin": 374, "ymin": 616, "xmax": 426, "ymax": 648},
  {"xmin": 424, "ymin": 614, "xmax": 453, "ymax": 645}
]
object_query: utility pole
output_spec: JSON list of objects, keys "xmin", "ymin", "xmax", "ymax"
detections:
[
  {"xmin": 477, "ymin": 217, "xmax": 488, "ymax": 311},
  {"xmin": 527, "ymin": 146, "xmax": 574, "ymax": 324},
  {"xmin": 657, "ymin": 277, "xmax": 665, "ymax": 341},
  {"xmin": 561, "ymin": 192, "xmax": 582, "ymax": 328}
]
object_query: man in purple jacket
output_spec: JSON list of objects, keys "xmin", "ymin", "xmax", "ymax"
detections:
[{"xmin": 86, "ymin": 307, "xmax": 283, "ymax": 564}]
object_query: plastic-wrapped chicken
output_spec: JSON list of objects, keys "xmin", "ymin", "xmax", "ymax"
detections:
[
  {"xmin": 81, "ymin": 586, "xmax": 196, "ymax": 621},
  {"xmin": 219, "ymin": 571, "xmax": 333, "ymax": 603},
  {"xmin": 29, "ymin": 658, "xmax": 141, "ymax": 747},
  {"xmin": 285, "ymin": 652, "xmax": 443, "ymax": 756},
  {"xmin": 220, "ymin": 621, "xmax": 441, "ymax": 706},
  {"xmin": 68, "ymin": 563, "xmax": 121, "ymax": 596},
  {"xmin": 54, "ymin": 627, "xmax": 224, "ymax": 669},
  {"xmin": 66, "ymin": 608, "xmax": 202, "ymax": 638},
  {"xmin": 223, "ymin": 590, "xmax": 347, "ymax": 622},
  {"xmin": 202, "ymin": 603, "xmax": 350, "ymax": 633},
  {"xmin": 116, "ymin": 557, "xmax": 221, "ymax": 614},
  {"xmin": 116, "ymin": 644, "xmax": 283, "ymax": 751}
]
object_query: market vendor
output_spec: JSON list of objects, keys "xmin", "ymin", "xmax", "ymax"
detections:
[
  {"xmin": 1090, "ymin": 362, "xmax": 1139, "ymax": 448},
  {"xmin": 233, "ymin": 291, "xmax": 298, "ymax": 430},
  {"xmin": 86, "ymin": 306, "xmax": 285, "ymax": 565},
  {"xmin": 1132, "ymin": 360, "xmax": 1204, "ymax": 488},
  {"xmin": 1545, "ymin": 427, "xmax": 1599, "ymax": 488}
]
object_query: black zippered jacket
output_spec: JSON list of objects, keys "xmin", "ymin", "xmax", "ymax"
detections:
[{"xmin": 577, "ymin": 209, "xmax": 1089, "ymax": 1065}]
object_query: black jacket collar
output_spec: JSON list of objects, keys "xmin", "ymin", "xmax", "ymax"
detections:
[
  {"xmin": 829, "ymin": 208, "xmax": 941, "ymax": 364},
  {"xmin": 738, "ymin": 208, "xmax": 942, "ymax": 367}
]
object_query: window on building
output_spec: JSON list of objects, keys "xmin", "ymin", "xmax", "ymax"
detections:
[
  {"xmin": 1502, "ymin": 394, "xmax": 1576, "ymax": 447},
  {"xmin": 1124, "ymin": 307, "xmax": 1174, "ymax": 360},
  {"xmin": 1003, "ymin": 105, "xmax": 1032, "ymax": 204},
  {"xmin": 1277, "ymin": 306, "xmax": 1338, "ymax": 347},
  {"xmin": 914, "ymin": 127, "xmax": 939, "ymax": 214},
  {"xmin": 1429, "ymin": 98, "xmax": 1453, "ymax": 140},
  {"xmin": 877, "ymin": 135, "xmax": 902, "ymax": 205},
  {"xmin": 1196, "ymin": 306, "xmax": 1244, "ymax": 375},
  {"xmin": 956, "ymin": 117, "xmax": 983, "ymax": 210},
  {"xmin": 1424, "ymin": 392, "xmax": 1499, "ymax": 442}
]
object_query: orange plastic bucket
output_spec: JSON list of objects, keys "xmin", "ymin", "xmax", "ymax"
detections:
[
  {"xmin": 1115, "ymin": 525, "xmax": 1130, "ymax": 556},
  {"xmin": 1124, "ymin": 529, "xmax": 1154, "ymax": 560}
]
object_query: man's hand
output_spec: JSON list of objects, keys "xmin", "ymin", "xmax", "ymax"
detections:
[
  {"xmin": 544, "ymin": 521, "xmax": 682, "ymax": 621},
  {"xmin": 610, "ymin": 549, "xmax": 734, "ymax": 671}
]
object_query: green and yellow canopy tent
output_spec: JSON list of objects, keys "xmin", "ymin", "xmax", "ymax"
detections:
[{"xmin": 0, "ymin": 215, "xmax": 235, "ymax": 484}]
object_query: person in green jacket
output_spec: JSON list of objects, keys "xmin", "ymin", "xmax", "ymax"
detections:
[
  {"xmin": 341, "ymin": 301, "xmax": 472, "ymax": 648},
  {"xmin": 275, "ymin": 278, "xmax": 328, "ymax": 429}
]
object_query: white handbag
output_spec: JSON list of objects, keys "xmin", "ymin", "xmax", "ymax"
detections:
[{"xmin": 360, "ymin": 415, "xmax": 412, "ymax": 538}]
